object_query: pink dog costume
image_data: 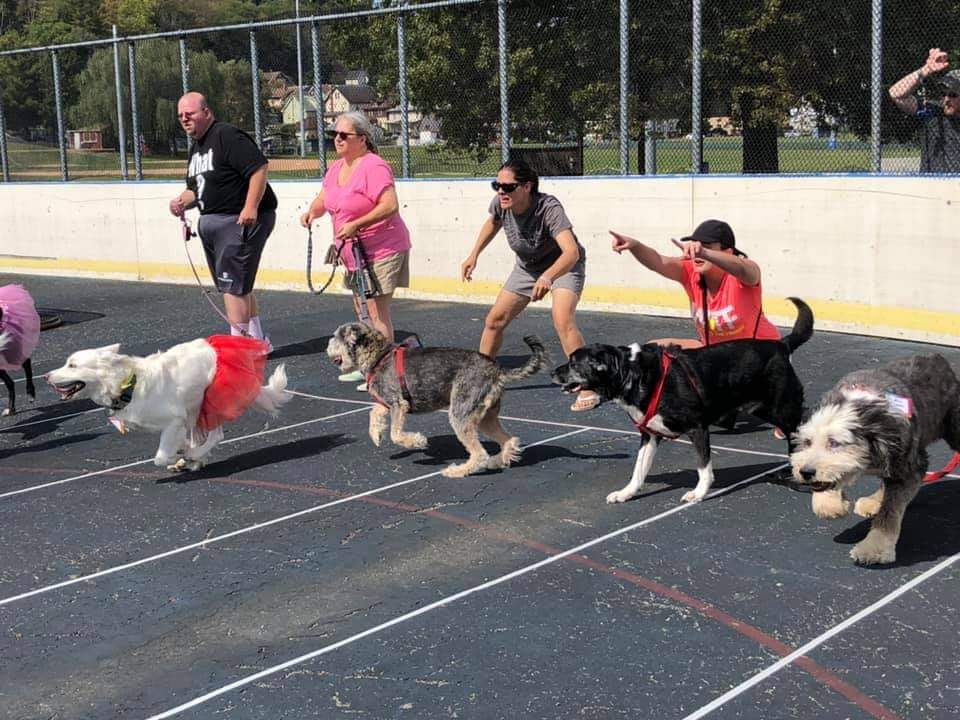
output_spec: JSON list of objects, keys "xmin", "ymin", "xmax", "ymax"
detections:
[{"xmin": 0, "ymin": 284, "xmax": 40, "ymax": 370}]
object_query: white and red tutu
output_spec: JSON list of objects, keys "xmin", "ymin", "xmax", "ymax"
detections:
[
  {"xmin": 197, "ymin": 335, "xmax": 270, "ymax": 432},
  {"xmin": 0, "ymin": 284, "xmax": 40, "ymax": 370}
]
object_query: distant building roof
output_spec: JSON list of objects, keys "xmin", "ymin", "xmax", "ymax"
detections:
[{"xmin": 337, "ymin": 84, "xmax": 378, "ymax": 105}]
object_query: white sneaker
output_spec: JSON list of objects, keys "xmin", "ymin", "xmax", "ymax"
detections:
[
  {"xmin": 356, "ymin": 382, "xmax": 368, "ymax": 392},
  {"xmin": 338, "ymin": 370, "xmax": 364, "ymax": 382}
]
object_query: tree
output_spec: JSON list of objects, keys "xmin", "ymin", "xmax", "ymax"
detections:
[{"xmin": 68, "ymin": 42, "xmax": 226, "ymax": 153}]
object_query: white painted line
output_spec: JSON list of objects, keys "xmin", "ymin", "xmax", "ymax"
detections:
[
  {"xmin": 0, "ymin": 428, "xmax": 589, "ymax": 607},
  {"xmin": 144, "ymin": 462, "xmax": 788, "ymax": 719},
  {"xmin": 0, "ymin": 406, "xmax": 370, "ymax": 500},
  {"xmin": 681, "ymin": 550, "xmax": 960, "ymax": 720},
  {"xmin": 0, "ymin": 407, "xmax": 103, "ymax": 431}
]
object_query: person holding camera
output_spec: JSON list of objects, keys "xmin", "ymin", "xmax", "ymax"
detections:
[
  {"xmin": 889, "ymin": 47, "xmax": 960, "ymax": 172},
  {"xmin": 301, "ymin": 111, "xmax": 411, "ymax": 390}
]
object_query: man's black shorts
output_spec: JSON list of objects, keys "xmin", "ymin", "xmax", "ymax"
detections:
[{"xmin": 197, "ymin": 212, "xmax": 275, "ymax": 295}]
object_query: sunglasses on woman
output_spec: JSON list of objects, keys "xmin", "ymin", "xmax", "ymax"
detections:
[
  {"xmin": 327, "ymin": 130, "xmax": 360, "ymax": 141},
  {"xmin": 491, "ymin": 181, "xmax": 521, "ymax": 193}
]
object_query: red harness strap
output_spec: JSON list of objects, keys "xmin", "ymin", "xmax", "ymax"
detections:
[
  {"xmin": 365, "ymin": 344, "xmax": 413, "ymax": 409},
  {"xmin": 925, "ymin": 451, "xmax": 960, "ymax": 483},
  {"xmin": 634, "ymin": 352, "xmax": 675, "ymax": 437}
]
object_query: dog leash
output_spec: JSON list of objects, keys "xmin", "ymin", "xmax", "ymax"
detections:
[
  {"xmin": 306, "ymin": 225, "xmax": 343, "ymax": 294},
  {"xmin": 180, "ymin": 216, "xmax": 251, "ymax": 337},
  {"xmin": 925, "ymin": 451, "xmax": 960, "ymax": 483}
]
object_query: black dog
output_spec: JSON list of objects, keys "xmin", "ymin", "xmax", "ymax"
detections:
[
  {"xmin": 552, "ymin": 297, "xmax": 813, "ymax": 505},
  {"xmin": 0, "ymin": 306, "xmax": 36, "ymax": 416}
]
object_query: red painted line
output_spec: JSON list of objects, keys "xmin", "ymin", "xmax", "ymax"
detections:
[{"xmin": 213, "ymin": 477, "xmax": 900, "ymax": 720}]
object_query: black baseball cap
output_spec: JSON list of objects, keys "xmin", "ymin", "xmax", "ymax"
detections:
[
  {"xmin": 938, "ymin": 69, "xmax": 960, "ymax": 95},
  {"xmin": 681, "ymin": 219, "xmax": 745, "ymax": 256}
]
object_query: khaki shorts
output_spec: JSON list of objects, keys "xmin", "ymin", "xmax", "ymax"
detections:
[
  {"xmin": 504, "ymin": 259, "xmax": 586, "ymax": 298},
  {"xmin": 343, "ymin": 250, "xmax": 410, "ymax": 296}
]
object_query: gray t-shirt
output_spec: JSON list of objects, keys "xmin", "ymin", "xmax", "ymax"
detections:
[
  {"xmin": 488, "ymin": 192, "xmax": 585, "ymax": 272},
  {"xmin": 917, "ymin": 102, "xmax": 960, "ymax": 173}
]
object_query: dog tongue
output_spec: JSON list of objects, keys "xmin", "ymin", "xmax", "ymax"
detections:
[{"xmin": 108, "ymin": 416, "xmax": 129, "ymax": 434}]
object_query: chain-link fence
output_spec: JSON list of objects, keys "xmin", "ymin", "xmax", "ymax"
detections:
[{"xmin": 0, "ymin": 0, "xmax": 957, "ymax": 182}]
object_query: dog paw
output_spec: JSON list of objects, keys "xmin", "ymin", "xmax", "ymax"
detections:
[
  {"xmin": 405, "ymin": 433, "xmax": 428, "ymax": 450},
  {"xmin": 811, "ymin": 489, "xmax": 851, "ymax": 519},
  {"xmin": 853, "ymin": 496, "xmax": 882, "ymax": 518},
  {"xmin": 606, "ymin": 489, "xmax": 635, "ymax": 504},
  {"xmin": 153, "ymin": 455, "xmax": 172, "ymax": 467},
  {"xmin": 681, "ymin": 490, "xmax": 705, "ymax": 504},
  {"xmin": 167, "ymin": 458, "xmax": 202, "ymax": 472},
  {"xmin": 369, "ymin": 431, "xmax": 384, "ymax": 447},
  {"xmin": 442, "ymin": 456, "xmax": 486, "ymax": 478},
  {"xmin": 489, "ymin": 438, "xmax": 521, "ymax": 469},
  {"xmin": 850, "ymin": 539, "xmax": 896, "ymax": 565}
]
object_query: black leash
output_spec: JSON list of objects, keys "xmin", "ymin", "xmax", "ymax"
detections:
[{"xmin": 306, "ymin": 225, "xmax": 343, "ymax": 294}]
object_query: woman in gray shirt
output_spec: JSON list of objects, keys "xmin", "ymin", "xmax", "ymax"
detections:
[{"xmin": 461, "ymin": 159, "xmax": 598, "ymax": 411}]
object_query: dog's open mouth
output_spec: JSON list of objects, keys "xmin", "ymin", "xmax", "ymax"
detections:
[
  {"xmin": 331, "ymin": 356, "xmax": 343, "ymax": 367},
  {"xmin": 561, "ymin": 382, "xmax": 582, "ymax": 394},
  {"xmin": 806, "ymin": 480, "xmax": 835, "ymax": 493},
  {"xmin": 53, "ymin": 381, "xmax": 85, "ymax": 401}
]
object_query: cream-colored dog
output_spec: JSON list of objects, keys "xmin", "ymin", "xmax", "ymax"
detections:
[{"xmin": 48, "ymin": 337, "xmax": 290, "ymax": 471}]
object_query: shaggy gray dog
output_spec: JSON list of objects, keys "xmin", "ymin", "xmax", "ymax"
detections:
[
  {"xmin": 790, "ymin": 354, "xmax": 960, "ymax": 565},
  {"xmin": 327, "ymin": 323, "xmax": 547, "ymax": 477}
]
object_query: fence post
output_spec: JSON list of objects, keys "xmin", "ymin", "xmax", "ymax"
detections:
[
  {"xmin": 497, "ymin": 0, "xmax": 510, "ymax": 163},
  {"xmin": 311, "ymin": 21, "xmax": 326, "ymax": 176},
  {"xmin": 51, "ymin": 50, "xmax": 68, "ymax": 181},
  {"xmin": 397, "ymin": 12, "xmax": 411, "ymax": 178},
  {"xmin": 127, "ymin": 42, "xmax": 143, "ymax": 180},
  {"xmin": 691, "ymin": 0, "xmax": 703, "ymax": 174},
  {"xmin": 178, "ymin": 37, "xmax": 189, "ymax": 95},
  {"xmin": 296, "ymin": 0, "xmax": 306, "ymax": 157},
  {"xmin": 0, "ymin": 93, "xmax": 10, "ymax": 182},
  {"xmin": 112, "ymin": 26, "xmax": 129, "ymax": 180},
  {"xmin": 645, "ymin": 119, "xmax": 657, "ymax": 174},
  {"xmin": 871, "ymin": 0, "xmax": 882, "ymax": 172},
  {"xmin": 250, "ymin": 31, "xmax": 262, "ymax": 149},
  {"xmin": 619, "ymin": 0, "xmax": 629, "ymax": 175}
]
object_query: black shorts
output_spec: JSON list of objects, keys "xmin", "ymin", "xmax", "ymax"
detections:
[{"xmin": 197, "ymin": 211, "xmax": 275, "ymax": 295}]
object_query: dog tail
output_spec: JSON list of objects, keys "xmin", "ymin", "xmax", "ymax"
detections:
[
  {"xmin": 781, "ymin": 297, "xmax": 814, "ymax": 354},
  {"xmin": 502, "ymin": 335, "xmax": 548, "ymax": 383},
  {"xmin": 254, "ymin": 364, "xmax": 292, "ymax": 416}
]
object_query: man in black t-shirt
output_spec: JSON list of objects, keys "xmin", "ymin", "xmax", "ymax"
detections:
[
  {"xmin": 889, "ymin": 48, "xmax": 960, "ymax": 173},
  {"xmin": 168, "ymin": 91, "xmax": 277, "ymax": 345}
]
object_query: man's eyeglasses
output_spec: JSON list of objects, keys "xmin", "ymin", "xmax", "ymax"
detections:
[
  {"xmin": 946, "ymin": 92, "xmax": 960, "ymax": 99},
  {"xmin": 491, "ymin": 181, "xmax": 521, "ymax": 193},
  {"xmin": 327, "ymin": 130, "xmax": 360, "ymax": 141}
]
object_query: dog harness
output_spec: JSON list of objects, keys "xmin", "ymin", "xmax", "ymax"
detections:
[
  {"xmin": 366, "ymin": 344, "xmax": 413, "ymax": 410},
  {"xmin": 632, "ymin": 349, "xmax": 704, "ymax": 438}
]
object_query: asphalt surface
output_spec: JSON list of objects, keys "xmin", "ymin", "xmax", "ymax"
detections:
[{"xmin": 0, "ymin": 273, "xmax": 957, "ymax": 720}]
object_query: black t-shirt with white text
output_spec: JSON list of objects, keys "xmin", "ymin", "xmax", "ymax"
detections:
[{"xmin": 185, "ymin": 121, "xmax": 278, "ymax": 215}]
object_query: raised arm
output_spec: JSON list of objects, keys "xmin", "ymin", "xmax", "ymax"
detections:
[{"xmin": 609, "ymin": 230, "xmax": 685, "ymax": 283}]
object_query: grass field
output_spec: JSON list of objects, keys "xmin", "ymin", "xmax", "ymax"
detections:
[{"xmin": 2, "ymin": 135, "xmax": 921, "ymax": 181}]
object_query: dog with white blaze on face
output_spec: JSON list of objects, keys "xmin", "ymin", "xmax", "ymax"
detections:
[
  {"xmin": 790, "ymin": 354, "xmax": 960, "ymax": 565},
  {"xmin": 551, "ymin": 297, "xmax": 813, "ymax": 506},
  {"xmin": 47, "ymin": 336, "xmax": 290, "ymax": 472}
]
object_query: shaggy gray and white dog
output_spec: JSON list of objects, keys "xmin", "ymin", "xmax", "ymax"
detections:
[
  {"xmin": 790, "ymin": 354, "xmax": 960, "ymax": 565},
  {"xmin": 327, "ymin": 323, "xmax": 547, "ymax": 477}
]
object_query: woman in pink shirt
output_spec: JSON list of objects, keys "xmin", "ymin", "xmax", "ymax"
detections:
[
  {"xmin": 301, "ymin": 111, "xmax": 411, "ymax": 388},
  {"xmin": 610, "ymin": 219, "xmax": 779, "ymax": 348}
]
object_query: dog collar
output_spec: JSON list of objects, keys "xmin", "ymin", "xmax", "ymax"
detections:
[{"xmin": 110, "ymin": 372, "xmax": 137, "ymax": 410}]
